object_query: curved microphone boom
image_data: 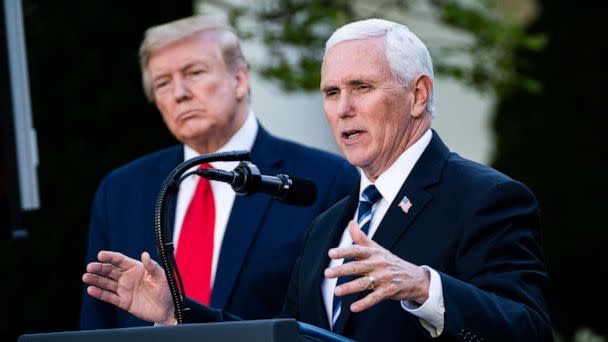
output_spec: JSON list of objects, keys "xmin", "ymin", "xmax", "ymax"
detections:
[
  {"xmin": 154, "ymin": 150, "xmax": 251, "ymax": 324},
  {"xmin": 155, "ymin": 152, "xmax": 316, "ymax": 325},
  {"xmin": 195, "ymin": 161, "xmax": 317, "ymax": 207}
]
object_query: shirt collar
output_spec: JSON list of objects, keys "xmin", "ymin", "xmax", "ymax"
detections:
[
  {"xmin": 183, "ymin": 110, "xmax": 258, "ymax": 169},
  {"xmin": 359, "ymin": 129, "xmax": 433, "ymax": 204}
]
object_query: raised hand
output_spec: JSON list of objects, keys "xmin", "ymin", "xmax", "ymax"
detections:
[
  {"xmin": 324, "ymin": 220, "xmax": 430, "ymax": 313},
  {"xmin": 82, "ymin": 250, "xmax": 176, "ymax": 324}
]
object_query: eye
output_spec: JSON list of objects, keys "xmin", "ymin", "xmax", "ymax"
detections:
[
  {"xmin": 356, "ymin": 84, "xmax": 371, "ymax": 92},
  {"xmin": 324, "ymin": 88, "xmax": 339, "ymax": 98},
  {"xmin": 188, "ymin": 68, "xmax": 205, "ymax": 77},
  {"xmin": 153, "ymin": 80, "xmax": 170, "ymax": 91}
]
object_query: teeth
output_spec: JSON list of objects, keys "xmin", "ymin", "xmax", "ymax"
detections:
[{"xmin": 345, "ymin": 131, "xmax": 360, "ymax": 139}]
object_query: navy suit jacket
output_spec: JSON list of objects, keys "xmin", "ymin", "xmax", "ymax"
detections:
[
  {"xmin": 80, "ymin": 125, "xmax": 359, "ymax": 329},
  {"xmin": 185, "ymin": 132, "xmax": 553, "ymax": 341}
]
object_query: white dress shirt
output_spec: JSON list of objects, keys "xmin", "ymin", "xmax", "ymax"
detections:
[
  {"xmin": 321, "ymin": 129, "xmax": 445, "ymax": 337},
  {"xmin": 173, "ymin": 110, "xmax": 258, "ymax": 288}
]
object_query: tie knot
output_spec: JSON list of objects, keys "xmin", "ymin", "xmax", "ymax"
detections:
[
  {"xmin": 356, "ymin": 185, "xmax": 381, "ymax": 234},
  {"xmin": 361, "ymin": 185, "xmax": 381, "ymax": 205}
]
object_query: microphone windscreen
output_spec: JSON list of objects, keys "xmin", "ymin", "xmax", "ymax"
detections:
[{"xmin": 281, "ymin": 176, "xmax": 317, "ymax": 206}]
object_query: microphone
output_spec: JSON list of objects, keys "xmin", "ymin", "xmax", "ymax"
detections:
[{"xmin": 197, "ymin": 161, "xmax": 317, "ymax": 206}]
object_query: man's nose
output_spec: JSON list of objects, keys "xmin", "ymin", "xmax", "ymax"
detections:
[
  {"xmin": 337, "ymin": 93, "xmax": 354, "ymax": 118},
  {"xmin": 173, "ymin": 77, "xmax": 192, "ymax": 102}
]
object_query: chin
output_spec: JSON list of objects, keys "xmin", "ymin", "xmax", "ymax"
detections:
[
  {"xmin": 180, "ymin": 125, "xmax": 212, "ymax": 138},
  {"xmin": 343, "ymin": 155, "xmax": 369, "ymax": 170}
]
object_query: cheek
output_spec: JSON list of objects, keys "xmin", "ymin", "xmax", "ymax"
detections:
[
  {"xmin": 323, "ymin": 105, "xmax": 338, "ymax": 129},
  {"xmin": 196, "ymin": 82, "xmax": 220, "ymax": 102},
  {"xmin": 156, "ymin": 102, "xmax": 174, "ymax": 124},
  {"xmin": 154, "ymin": 94, "xmax": 170, "ymax": 111},
  {"xmin": 211, "ymin": 80, "xmax": 238, "ymax": 106},
  {"xmin": 378, "ymin": 99, "xmax": 405, "ymax": 128}
]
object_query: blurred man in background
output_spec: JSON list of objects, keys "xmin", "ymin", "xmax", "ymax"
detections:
[{"xmin": 79, "ymin": 14, "xmax": 358, "ymax": 330}]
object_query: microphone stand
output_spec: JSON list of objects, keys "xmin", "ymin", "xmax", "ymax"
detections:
[{"xmin": 154, "ymin": 150, "xmax": 250, "ymax": 324}]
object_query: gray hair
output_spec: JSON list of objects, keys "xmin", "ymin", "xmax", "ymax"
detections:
[
  {"xmin": 324, "ymin": 18, "xmax": 435, "ymax": 115},
  {"xmin": 139, "ymin": 15, "xmax": 248, "ymax": 102}
]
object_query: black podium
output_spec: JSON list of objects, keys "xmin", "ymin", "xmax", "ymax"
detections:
[{"xmin": 18, "ymin": 319, "xmax": 355, "ymax": 342}]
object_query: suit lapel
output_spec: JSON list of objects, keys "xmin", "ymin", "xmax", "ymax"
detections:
[
  {"xmin": 371, "ymin": 182, "xmax": 432, "ymax": 251},
  {"xmin": 373, "ymin": 131, "xmax": 448, "ymax": 249},
  {"xmin": 334, "ymin": 131, "xmax": 449, "ymax": 335},
  {"xmin": 210, "ymin": 126, "xmax": 281, "ymax": 309},
  {"xmin": 159, "ymin": 146, "xmax": 184, "ymax": 250}
]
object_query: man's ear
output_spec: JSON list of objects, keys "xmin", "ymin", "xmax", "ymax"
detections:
[
  {"xmin": 234, "ymin": 67, "xmax": 249, "ymax": 101},
  {"xmin": 411, "ymin": 74, "xmax": 432, "ymax": 118}
]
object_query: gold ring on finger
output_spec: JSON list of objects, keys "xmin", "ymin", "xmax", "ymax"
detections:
[{"xmin": 367, "ymin": 275, "xmax": 377, "ymax": 290}]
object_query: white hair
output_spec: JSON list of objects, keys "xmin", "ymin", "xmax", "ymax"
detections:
[{"xmin": 324, "ymin": 18, "xmax": 435, "ymax": 115}]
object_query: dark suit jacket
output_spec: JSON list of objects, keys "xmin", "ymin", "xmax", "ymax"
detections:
[
  {"xmin": 79, "ymin": 125, "xmax": 359, "ymax": 329},
  {"xmin": 186, "ymin": 131, "xmax": 552, "ymax": 341}
]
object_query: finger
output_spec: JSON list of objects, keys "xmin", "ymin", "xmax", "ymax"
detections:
[
  {"xmin": 324, "ymin": 260, "xmax": 374, "ymax": 279},
  {"xmin": 86, "ymin": 262, "xmax": 123, "ymax": 281},
  {"xmin": 328, "ymin": 244, "xmax": 374, "ymax": 260},
  {"xmin": 350, "ymin": 287, "xmax": 388, "ymax": 313},
  {"xmin": 86, "ymin": 285, "xmax": 122, "ymax": 308},
  {"xmin": 97, "ymin": 250, "xmax": 137, "ymax": 269},
  {"xmin": 348, "ymin": 220, "xmax": 374, "ymax": 247},
  {"xmin": 334, "ymin": 275, "xmax": 374, "ymax": 297},
  {"xmin": 141, "ymin": 252, "xmax": 164, "ymax": 278},
  {"xmin": 82, "ymin": 273, "xmax": 119, "ymax": 293}
]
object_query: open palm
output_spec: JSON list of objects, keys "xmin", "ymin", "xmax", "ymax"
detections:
[{"xmin": 83, "ymin": 251, "xmax": 175, "ymax": 324}]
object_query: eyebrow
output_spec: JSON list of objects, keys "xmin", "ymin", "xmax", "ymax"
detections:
[
  {"xmin": 180, "ymin": 62, "xmax": 205, "ymax": 72},
  {"xmin": 321, "ymin": 79, "xmax": 372, "ymax": 92},
  {"xmin": 152, "ymin": 73, "xmax": 170, "ymax": 84},
  {"xmin": 151, "ymin": 62, "xmax": 206, "ymax": 83},
  {"xmin": 347, "ymin": 79, "xmax": 370, "ymax": 86},
  {"xmin": 321, "ymin": 85, "xmax": 338, "ymax": 93}
]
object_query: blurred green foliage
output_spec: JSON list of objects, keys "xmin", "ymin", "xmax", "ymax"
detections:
[{"xmin": 206, "ymin": 0, "xmax": 546, "ymax": 95}]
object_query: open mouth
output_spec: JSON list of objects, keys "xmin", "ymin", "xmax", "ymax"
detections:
[{"xmin": 342, "ymin": 130, "xmax": 363, "ymax": 140}]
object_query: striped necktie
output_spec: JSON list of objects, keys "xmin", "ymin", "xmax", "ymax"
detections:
[{"xmin": 331, "ymin": 184, "xmax": 382, "ymax": 330}]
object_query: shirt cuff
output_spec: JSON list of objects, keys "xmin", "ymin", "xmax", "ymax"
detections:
[
  {"xmin": 154, "ymin": 321, "xmax": 177, "ymax": 326},
  {"xmin": 400, "ymin": 265, "xmax": 445, "ymax": 337}
]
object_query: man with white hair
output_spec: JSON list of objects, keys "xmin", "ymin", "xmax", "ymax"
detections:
[
  {"xmin": 83, "ymin": 18, "xmax": 552, "ymax": 341},
  {"xmin": 79, "ymin": 15, "xmax": 358, "ymax": 330}
]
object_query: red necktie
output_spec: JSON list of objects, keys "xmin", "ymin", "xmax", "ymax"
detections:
[{"xmin": 175, "ymin": 163, "xmax": 215, "ymax": 304}]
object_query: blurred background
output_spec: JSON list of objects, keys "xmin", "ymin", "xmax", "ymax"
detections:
[{"xmin": 1, "ymin": 0, "xmax": 606, "ymax": 340}]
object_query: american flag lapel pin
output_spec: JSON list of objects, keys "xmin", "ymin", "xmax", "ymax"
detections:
[{"xmin": 398, "ymin": 195, "xmax": 413, "ymax": 213}]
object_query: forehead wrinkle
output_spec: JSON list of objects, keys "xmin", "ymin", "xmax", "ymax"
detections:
[{"xmin": 321, "ymin": 41, "xmax": 391, "ymax": 88}]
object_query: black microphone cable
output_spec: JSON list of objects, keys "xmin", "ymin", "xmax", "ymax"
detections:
[{"xmin": 154, "ymin": 150, "xmax": 250, "ymax": 324}]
